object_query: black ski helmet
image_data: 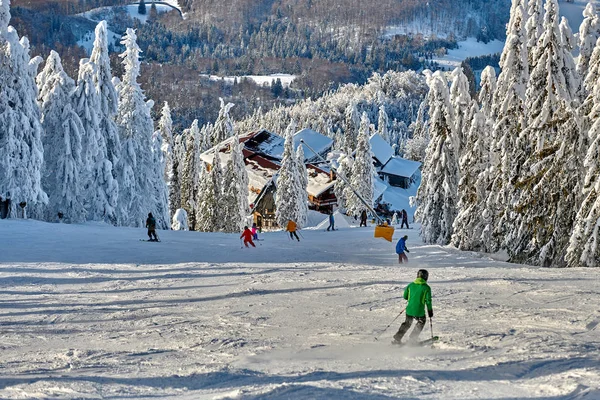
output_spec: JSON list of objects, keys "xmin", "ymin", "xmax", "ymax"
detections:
[{"xmin": 417, "ymin": 269, "xmax": 429, "ymax": 281}]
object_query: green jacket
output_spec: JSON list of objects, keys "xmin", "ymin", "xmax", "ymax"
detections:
[{"xmin": 403, "ymin": 278, "xmax": 432, "ymax": 318}]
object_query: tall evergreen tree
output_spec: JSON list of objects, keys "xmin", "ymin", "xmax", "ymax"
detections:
[
  {"xmin": 377, "ymin": 105, "xmax": 390, "ymax": 144},
  {"xmin": 90, "ymin": 21, "xmax": 121, "ymax": 168},
  {"xmin": 296, "ymin": 143, "xmax": 309, "ymax": 228},
  {"xmin": 36, "ymin": 51, "xmax": 86, "ymax": 223},
  {"xmin": 451, "ymin": 107, "xmax": 488, "ymax": 250},
  {"xmin": 576, "ymin": 1, "xmax": 600, "ymax": 80},
  {"xmin": 180, "ymin": 120, "xmax": 200, "ymax": 230},
  {"xmin": 211, "ymin": 98, "xmax": 234, "ymax": 146},
  {"xmin": 449, "ymin": 67, "xmax": 472, "ymax": 153},
  {"xmin": 481, "ymin": 0, "xmax": 528, "ymax": 252},
  {"xmin": 478, "ymin": 66, "xmax": 497, "ymax": 122},
  {"xmin": 115, "ymin": 28, "xmax": 168, "ymax": 228},
  {"xmin": 221, "ymin": 136, "xmax": 249, "ymax": 232},
  {"xmin": 343, "ymin": 102, "xmax": 360, "ymax": 150},
  {"xmin": 275, "ymin": 123, "xmax": 303, "ymax": 227},
  {"xmin": 346, "ymin": 112, "xmax": 375, "ymax": 218},
  {"xmin": 415, "ymin": 72, "xmax": 459, "ymax": 245},
  {"xmin": 0, "ymin": 0, "xmax": 47, "ymax": 217},
  {"xmin": 73, "ymin": 59, "xmax": 118, "ymax": 224},
  {"xmin": 507, "ymin": 0, "xmax": 583, "ymax": 267},
  {"xmin": 566, "ymin": 94, "xmax": 600, "ymax": 267},
  {"xmin": 157, "ymin": 102, "xmax": 179, "ymax": 220},
  {"xmin": 526, "ymin": 0, "xmax": 543, "ymax": 69}
]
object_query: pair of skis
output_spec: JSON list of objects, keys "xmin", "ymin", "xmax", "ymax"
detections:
[{"xmin": 392, "ymin": 336, "xmax": 439, "ymax": 347}]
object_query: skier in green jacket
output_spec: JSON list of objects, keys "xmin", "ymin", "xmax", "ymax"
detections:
[{"xmin": 393, "ymin": 269, "xmax": 433, "ymax": 344}]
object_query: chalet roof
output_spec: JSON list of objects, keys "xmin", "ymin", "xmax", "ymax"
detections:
[
  {"xmin": 306, "ymin": 166, "xmax": 335, "ymax": 197},
  {"xmin": 241, "ymin": 128, "xmax": 333, "ymax": 162},
  {"xmin": 380, "ymin": 156, "xmax": 422, "ymax": 178},
  {"xmin": 294, "ymin": 128, "xmax": 333, "ymax": 162},
  {"xmin": 369, "ymin": 133, "xmax": 394, "ymax": 166}
]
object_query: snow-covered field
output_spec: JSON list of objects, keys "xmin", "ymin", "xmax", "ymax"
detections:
[{"xmin": 1, "ymin": 219, "xmax": 599, "ymax": 399}]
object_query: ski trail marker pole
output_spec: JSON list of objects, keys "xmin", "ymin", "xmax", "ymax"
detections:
[{"xmin": 374, "ymin": 308, "xmax": 405, "ymax": 341}]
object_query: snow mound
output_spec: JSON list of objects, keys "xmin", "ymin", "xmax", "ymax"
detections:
[{"xmin": 314, "ymin": 210, "xmax": 352, "ymax": 230}]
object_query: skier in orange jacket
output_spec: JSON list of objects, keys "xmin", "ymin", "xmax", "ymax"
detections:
[{"xmin": 287, "ymin": 220, "xmax": 300, "ymax": 241}]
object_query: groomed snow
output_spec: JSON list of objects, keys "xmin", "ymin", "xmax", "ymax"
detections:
[{"xmin": 1, "ymin": 219, "xmax": 599, "ymax": 399}]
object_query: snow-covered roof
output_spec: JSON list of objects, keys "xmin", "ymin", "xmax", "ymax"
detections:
[
  {"xmin": 380, "ymin": 156, "xmax": 421, "ymax": 178},
  {"xmin": 244, "ymin": 128, "xmax": 332, "ymax": 162},
  {"xmin": 306, "ymin": 167, "xmax": 335, "ymax": 197},
  {"xmin": 294, "ymin": 128, "xmax": 333, "ymax": 162},
  {"xmin": 199, "ymin": 135, "xmax": 238, "ymax": 165},
  {"xmin": 369, "ymin": 134, "xmax": 394, "ymax": 165}
]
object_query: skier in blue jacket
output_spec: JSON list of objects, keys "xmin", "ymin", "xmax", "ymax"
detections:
[{"xmin": 396, "ymin": 235, "xmax": 409, "ymax": 263}]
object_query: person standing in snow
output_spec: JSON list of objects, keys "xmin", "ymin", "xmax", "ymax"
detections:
[
  {"xmin": 251, "ymin": 223, "xmax": 259, "ymax": 241},
  {"xmin": 360, "ymin": 210, "xmax": 368, "ymax": 227},
  {"xmin": 396, "ymin": 235, "xmax": 410, "ymax": 263},
  {"xmin": 393, "ymin": 269, "xmax": 433, "ymax": 344},
  {"xmin": 241, "ymin": 226, "xmax": 256, "ymax": 247},
  {"xmin": 146, "ymin": 213, "xmax": 158, "ymax": 241},
  {"xmin": 327, "ymin": 211, "xmax": 335, "ymax": 231},
  {"xmin": 287, "ymin": 219, "xmax": 300, "ymax": 241},
  {"xmin": 401, "ymin": 209, "xmax": 410, "ymax": 229}
]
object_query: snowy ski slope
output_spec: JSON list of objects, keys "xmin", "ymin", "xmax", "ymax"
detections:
[{"xmin": 0, "ymin": 219, "xmax": 599, "ymax": 399}]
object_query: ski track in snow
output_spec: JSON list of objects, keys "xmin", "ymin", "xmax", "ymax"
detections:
[{"xmin": 0, "ymin": 219, "xmax": 599, "ymax": 399}]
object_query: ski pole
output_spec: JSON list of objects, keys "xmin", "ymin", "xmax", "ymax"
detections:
[
  {"xmin": 374, "ymin": 307, "xmax": 405, "ymax": 341},
  {"xmin": 429, "ymin": 316, "xmax": 434, "ymax": 340},
  {"xmin": 298, "ymin": 230, "xmax": 305, "ymax": 239}
]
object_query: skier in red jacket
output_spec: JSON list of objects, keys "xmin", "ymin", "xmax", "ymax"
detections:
[{"xmin": 240, "ymin": 226, "xmax": 256, "ymax": 247}]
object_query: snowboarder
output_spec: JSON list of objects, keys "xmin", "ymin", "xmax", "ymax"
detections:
[
  {"xmin": 146, "ymin": 213, "xmax": 158, "ymax": 241},
  {"xmin": 401, "ymin": 209, "xmax": 410, "ymax": 229},
  {"xmin": 360, "ymin": 210, "xmax": 368, "ymax": 227},
  {"xmin": 393, "ymin": 269, "xmax": 433, "ymax": 344},
  {"xmin": 240, "ymin": 226, "xmax": 256, "ymax": 247},
  {"xmin": 251, "ymin": 223, "xmax": 259, "ymax": 241},
  {"xmin": 327, "ymin": 211, "xmax": 335, "ymax": 231},
  {"xmin": 287, "ymin": 219, "xmax": 300, "ymax": 241},
  {"xmin": 396, "ymin": 235, "xmax": 410, "ymax": 264}
]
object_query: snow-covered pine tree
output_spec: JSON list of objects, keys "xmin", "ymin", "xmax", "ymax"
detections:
[
  {"xmin": 90, "ymin": 21, "xmax": 121, "ymax": 168},
  {"xmin": 346, "ymin": 112, "xmax": 375, "ymax": 218},
  {"xmin": 195, "ymin": 163, "xmax": 214, "ymax": 232},
  {"xmin": 508, "ymin": 0, "xmax": 583, "ymax": 267},
  {"xmin": 333, "ymin": 149, "xmax": 353, "ymax": 211},
  {"xmin": 211, "ymin": 98, "xmax": 234, "ymax": 147},
  {"xmin": 114, "ymin": 28, "xmax": 168, "ymax": 228},
  {"xmin": 150, "ymin": 128, "xmax": 170, "ymax": 229},
  {"xmin": 180, "ymin": 120, "xmax": 201, "ymax": 230},
  {"xmin": 200, "ymin": 122, "xmax": 213, "ymax": 151},
  {"xmin": 157, "ymin": 102, "xmax": 179, "ymax": 221},
  {"xmin": 343, "ymin": 102, "xmax": 360, "ymax": 150},
  {"xmin": 36, "ymin": 51, "xmax": 86, "ymax": 223},
  {"xmin": 377, "ymin": 105, "xmax": 390, "ymax": 144},
  {"xmin": 481, "ymin": 0, "xmax": 528, "ymax": 252},
  {"xmin": 295, "ymin": 143, "xmax": 309, "ymax": 228},
  {"xmin": 203, "ymin": 151, "xmax": 224, "ymax": 231},
  {"xmin": 0, "ymin": 0, "xmax": 47, "ymax": 218},
  {"xmin": 415, "ymin": 72, "xmax": 459, "ymax": 245},
  {"xmin": 451, "ymin": 107, "xmax": 488, "ymax": 250},
  {"xmin": 478, "ymin": 66, "xmax": 497, "ymax": 122},
  {"xmin": 221, "ymin": 135, "xmax": 249, "ymax": 233},
  {"xmin": 72, "ymin": 59, "xmax": 113, "ymax": 221},
  {"xmin": 526, "ymin": 0, "xmax": 544, "ymax": 70},
  {"xmin": 566, "ymin": 98, "xmax": 600, "ymax": 267},
  {"xmin": 576, "ymin": 1, "xmax": 600, "ymax": 80},
  {"xmin": 404, "ymin": 94, "xmax": 430, "ymax": 162},
  {"xmin": 275, "ymin": 124, "xmax": 302, "ymax": 228},
  {"xmin": 559, "ymin": 17, "xmax": 582, "ymax": 106},
  {"xmin": 449, "ymin": 67, "xmax": 472, "ymax": 153}
]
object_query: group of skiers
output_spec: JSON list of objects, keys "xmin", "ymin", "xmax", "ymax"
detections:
[{"xmin": 145, "ymin": 209, "xmax": 430, "ymax": 344}]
